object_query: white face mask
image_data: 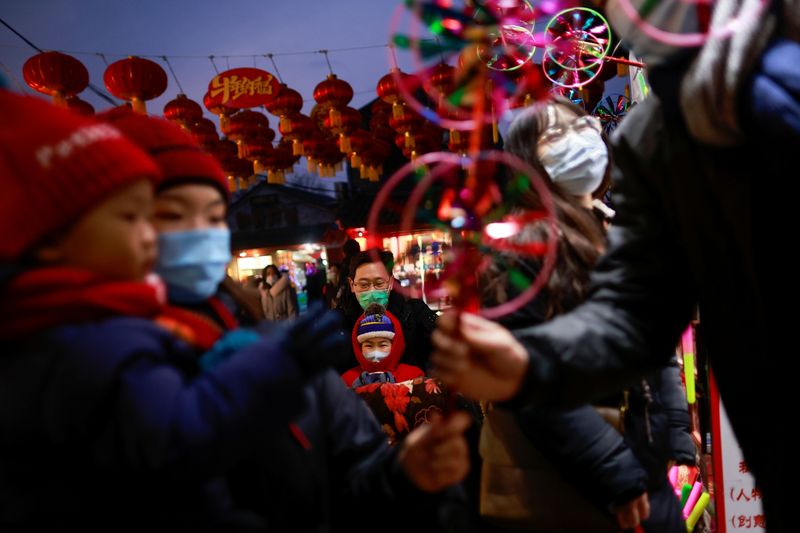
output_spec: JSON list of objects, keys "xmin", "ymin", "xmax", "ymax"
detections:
[
  {"xmin": 364, "ymin": 350, "xmax": 391, "ymax": 363},
  {"xmin": 265, "ymin": 275, "xmax": 277, "ymax": 285},
  {"xmin": 537, "ymin": 128, "xmax": 608, "ymax": 196}
]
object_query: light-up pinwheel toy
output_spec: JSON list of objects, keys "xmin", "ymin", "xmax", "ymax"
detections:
[
  {"xmin": 593, "ymin": 94, "xmax": 631, "ymax": 135},
  {"xmin": 370, "ymin": 1, "xmax": 562, "ymax": 335}
]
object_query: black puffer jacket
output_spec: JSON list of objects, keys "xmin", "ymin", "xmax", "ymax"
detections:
[
  {"xmin": 510, "ymin": 74, "xmax": 794, "ymax": 531},
  {"xmin": 491, "ymin": 256, "xmax": 691, "ymax": 532}
]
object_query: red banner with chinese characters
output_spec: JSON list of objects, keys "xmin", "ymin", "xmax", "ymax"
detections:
[{"xmin": 207, "ymin": 68, "xmax": 279, "ymax": 108}]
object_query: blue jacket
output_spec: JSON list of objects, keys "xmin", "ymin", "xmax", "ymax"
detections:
[{"xmin": 0, "ymin": 316, "xmax": 306, "ymax": 531}]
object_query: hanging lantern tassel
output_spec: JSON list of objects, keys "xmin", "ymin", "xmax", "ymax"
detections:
[
  {"xmin": 329, "ymin": 107, "xmax": 342, "ymax": 128},
  {"xmin": 339, "ymin": 133, "xmax": 351, "ymax": 153},
  {"xmin": 411, "ymin": 150, "xmax": 417, "ymax": 162},
  {"xmin": 51, "ymin": 92, "xmax": 67, "ymax": 109},
  {"xmin": 267, "ymin": 170, "xmax": 276, "ymax": 184},
  {"xmin": 524, "ymin": 93, "xmax": 532, "ymax": 108},
  {"xmin": 450, "ymin": 129, "xmax": 461, "ymax": 144},
  {"xmin": 235, "ymin": 140, "xmax": 245, "ymax": 159},
  {"xmin": 280, "ymin": 116, "xmax": 292, "ymax": 133},
  {"xmin": 369, "ymin": 167, "xmax": 380, "ymax": 182},
  {"xmin": 219, "ymin": 114, "xmax": 230, "ymax": 131},
  {"xmin": 359, "ymin": 164, "xmax": 367, "ymax": 179},
  {"xmin": 351, "ymin": 153, "xmax": 362, "ymax": 168},
  {"xmin": 405, "ymin": 131, "xmax": 415, "ymax": 149},
  {"xmin": 292, "ymin": 139, "xmax": 304, "ymax": 156},
  {"xmin": 131, "ymin": 97, "xmax": 147, "ymax": 115},
  {"xmin": 392, "ymin": 101, "xmax": 404, "ymax": 119},
  {"xmin": 227, "ymin": 176, "xmax": 237, "ymax": 193}
]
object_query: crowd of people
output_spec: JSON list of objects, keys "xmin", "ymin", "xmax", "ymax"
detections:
[{"xmin": 1, "ymin": 0, "xmax": 796, "ymax": 530}]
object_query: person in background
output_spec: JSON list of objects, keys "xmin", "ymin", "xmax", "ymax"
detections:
[
  {"xmin": 335, "ymin": 250, "xmax": 438, "ymax": 373},
  {"xmin": 305, "ymin": 258, "xmax": 326, "ymax": 306},
  {"xmin": 260, "ymin": 264, "xmax": 297, "ymax": 321},
  {"xmin": 324, "ymin": 262, "xmax": 341, "ymax": 309}
]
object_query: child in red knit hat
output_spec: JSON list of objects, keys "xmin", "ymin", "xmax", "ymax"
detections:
[{"xmin": 0, "ymin": 91, "xmax": 344, "ymax": 530}]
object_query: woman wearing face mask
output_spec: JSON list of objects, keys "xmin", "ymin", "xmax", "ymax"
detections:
[
  {"xmin": 479, "ymin": 98, "xmax": 694, "ymax": 533},
  {"xmin": 260, "ymin": 264, "xmax": 298, "ymax": 321}
]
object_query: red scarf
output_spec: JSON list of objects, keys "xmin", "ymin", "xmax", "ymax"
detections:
[
  {"xmin": 0, "ymin": 267, "xmax": 165, "ymax": 340},
  {"xmin": 0, "ymin": 268, "xmax": 233, "ymax": 351},
  {"xmin": 156, "ymin": 297, "xmax": 238, "ymax": 352}
]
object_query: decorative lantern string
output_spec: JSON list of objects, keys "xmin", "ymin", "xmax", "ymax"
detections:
[
  {"xmin": 319, "ymin": 50, "xmax": 334, "ymax": 75},
  {"xmin": 96, "ymin": 52, "xmax": 109, "ymax": 67},
  {"xmin": 161, "ymin": 55, "xmax": 185, "ymax": 94},
  {"xmin": 0, "ymin": 17, "xmax": 43, "ymax": 52},
  {"xmin": 0, "ymin": 16, "xmax": 118, "ymax": 105},
  {"xmin": 265, "ymin": 53, "xmax": 284, "ymax": 84},
  {"xmin": 208, "ymin": 55, "xmax": 220, "ymax": 75}
]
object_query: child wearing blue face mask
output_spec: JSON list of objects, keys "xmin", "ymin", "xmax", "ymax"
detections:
[
  {"xmin": 102, "ymin": 108, "xmax": 264, "ymax": 342},
  {"xmin": 104, "ymin": 109, "xmax": 474, "ymax": 531},
  {"xmin": 0, "ymin": 91, "xmax": 342, "ymax": 531}
]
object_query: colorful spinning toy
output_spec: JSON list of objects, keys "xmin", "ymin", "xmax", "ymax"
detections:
[
  {"xmin": 592, "ymin": 94, "xmax": 631, "ymax": 135},
  {"xmin": 367, "ymin": 149, "xmax": 559, "ymax": 319}
]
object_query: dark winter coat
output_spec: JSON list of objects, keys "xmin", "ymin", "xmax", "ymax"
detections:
[
  {"xmin": 0, "ymin": 317, "xmax": 306, "ymax": 531},
  {"xmin": 509, "ymin": 71, "xmax": 794, "ymax": 531}
]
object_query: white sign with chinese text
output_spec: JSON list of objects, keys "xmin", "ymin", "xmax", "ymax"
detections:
[{"xmin": 718, "ymin": 399, "xmax": 766, "ymax": 531}]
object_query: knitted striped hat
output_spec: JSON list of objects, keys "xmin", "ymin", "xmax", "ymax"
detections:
[{"xmin": 356, "ymin": 304, "xmax": 395, "ymax": 343}]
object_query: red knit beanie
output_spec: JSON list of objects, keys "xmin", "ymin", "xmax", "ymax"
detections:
[
  {"xmin": 99, "ymin": 109, "xmax": 228, "ymax": 201},
  {"xmin": 0, "ymin": 91, "xmax": 161, "ymax": 262}
]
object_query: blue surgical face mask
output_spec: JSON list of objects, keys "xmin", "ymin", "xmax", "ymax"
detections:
[{"xmin": 155, "ymin": 228, "xmax": 231, "ymax": 304}]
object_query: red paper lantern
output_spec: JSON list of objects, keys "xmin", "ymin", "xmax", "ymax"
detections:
[
  {"xmin": 187, "ymin": 118, "xmax": 219, "ymax": 148},
  {"xmin": 425, "ymin": 62, "xmax": 455, "ymax": 100},
  {"xmin": 313, "ymin": 74, "xmax": 353, "ymax": 108},
  {"xmin": 204, "ymin": 90, "xmax": 238, "ymax": 130},
  {"xmin": 314, "ymin": 74, "xmax": 354, "ymax": 131},
  {"xmin": 222, "ymin": 110, "xmax": 270, "ymax": 157},
  {"xmin": 279, "ymin": 113, "xmax": 315, "ymax": 156},
  {"xmin": 163, "ymin": 94, "xmax": 203, "ymax": 126},
  {"xmin": 23, "ymin": 51, "xmax": 89, "ymax": 107},
  {"xmin": 346, "ymin": 129, "xmax": 372, "ymax": 168},
  {"xmin": 104, "ymin": 56, "xmax": 168, "ymax": 114},
  {"xmin": 265, "ymin": 84, "xmax": 304, "ymax": 132},
  {"xmin": 65, "ymin": 95, "xmax": 95, "ymax": 116},
  {"xmin": 262, "ymin": 144, "xmax": 295, "ymax": 184},
  {"xmin": 323, "ymin": 106, "xmax": 361, "ymax": 153},
  {"xmin": 376, "ymin": 69, "xmax": 420, "ymax": 119},
  {"xmin": 389, "ymin": 110, "xmax": 425, "ymax": 134}
]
